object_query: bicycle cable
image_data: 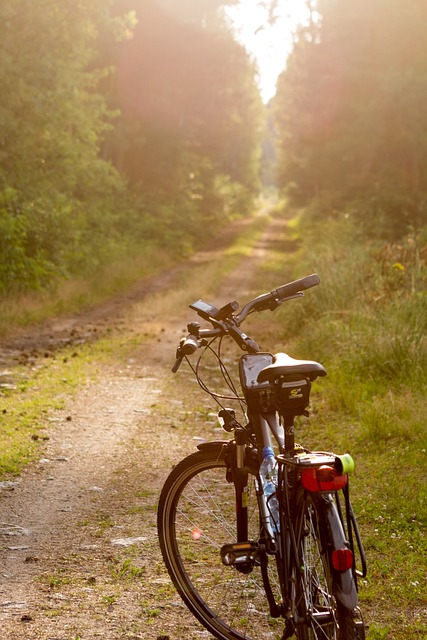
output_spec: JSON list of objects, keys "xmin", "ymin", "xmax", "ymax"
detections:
[{"xmin": 185, "ymin": 335, "xmax": 247, "ymax": 414}]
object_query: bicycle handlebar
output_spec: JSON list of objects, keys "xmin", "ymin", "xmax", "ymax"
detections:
[
  {"xmin": 237, "ymin": 273, "xmax": 320, "ymax": 322},
  {"xmin": 172, "ymin": 274, "xmax": 320, "ymax": 372}
]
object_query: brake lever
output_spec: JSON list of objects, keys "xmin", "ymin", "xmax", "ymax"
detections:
[
  {"xmin": 280, "ymin": 292, "xmax": 304, "ymax": 303},
  {"xmin": 172, "ymin": 354, "xmax": 184, "ymax": 373},
  {"xmin": 256, "ymin": 293, "xmax": 304, "ymax": 314},
  {"xmin": 172, "ymin": 342, "xmax": 185, "ymax": 373}
]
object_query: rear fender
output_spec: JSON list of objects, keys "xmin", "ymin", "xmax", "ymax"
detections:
[{"xmin": 314, "ymin": 493, "xmax": 358, "ymax": 610}]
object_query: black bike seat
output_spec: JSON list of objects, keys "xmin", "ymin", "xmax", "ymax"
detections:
[{"xmin": 257, "ymin": 352, "xmax": 327, "ymax": 382}]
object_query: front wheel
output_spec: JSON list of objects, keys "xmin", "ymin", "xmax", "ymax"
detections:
[
  {"xmin": 294, "ymin": 493, "xmax": 359, "ymax": 640},
  {"xmin": 157, "ymin": 447, "xmax": 282, "ymax": 640}
]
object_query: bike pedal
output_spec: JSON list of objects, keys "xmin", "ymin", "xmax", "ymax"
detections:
[{"xmin": 220, "ymin": 541, "xmax": 259, "ymax": 567}]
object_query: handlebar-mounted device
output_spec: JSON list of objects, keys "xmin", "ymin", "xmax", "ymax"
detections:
[
  {"xmin": 189, "ymin": 299, "xmax": 239, "ymax": 322},
  {"xmin": 172, "ymin": 274, "xmax": 320, "ymax": 373}
]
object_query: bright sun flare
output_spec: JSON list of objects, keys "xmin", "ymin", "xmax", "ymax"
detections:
[{"xmin": 226, "ymin": 0, "xmax": 310, "ymax": 102}]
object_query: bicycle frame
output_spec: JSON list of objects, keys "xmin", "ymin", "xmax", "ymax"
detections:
[
  {"xmin": 194, "ymin": 347, "xmax": 367, "ymax": 627},
  {"xmin": 161, "ymin": 274, "xmax": 367, "ymax": 640}
]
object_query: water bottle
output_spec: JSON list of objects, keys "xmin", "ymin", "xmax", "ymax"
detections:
[{"xmin": 260, "ymin": 446, "xmax": 280, "ymax": 532}]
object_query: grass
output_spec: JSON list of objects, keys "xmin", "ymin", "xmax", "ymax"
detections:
[
  {"xmin": 251, "ymin": 213, "xmax": 427, "ymax": 639},
  {"xmin": 111, "ymin": 557, "xmax": 146, "ymax": 580}
]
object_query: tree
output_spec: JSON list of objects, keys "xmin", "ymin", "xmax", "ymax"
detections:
[
  {"xmin": 0, "ymin": 0, "xmax": 133, "ymax": 292},
  {"xmin": 273, "ymin": 0, "xmax": 427, "ymax": 236},
  {"xmin": 0, "ymin": 0, "xmax": 264, "ymax": 293}
]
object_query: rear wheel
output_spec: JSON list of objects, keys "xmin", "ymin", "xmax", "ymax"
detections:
[
  {"xmin": 294, "ymin": 493, "xmax": 357, "ymax": 640},
  {"xmin": 157, "ymin": 448, "xmax": 283, "ymax": 640}
]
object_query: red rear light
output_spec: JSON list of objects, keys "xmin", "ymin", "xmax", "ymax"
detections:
[
  {"xmin": 301, "ymin": 465, "xmax": 348, "ymax": 492},
  {"xmin": 317, "ymin": 465, "xmax": 335, "ymax": 484},
  {"xmin": 332, "ymin": 548, "xmax": 353, "ymax": 572}
]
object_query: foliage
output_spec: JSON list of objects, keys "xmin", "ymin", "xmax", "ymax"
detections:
[
  {"xmin": 273, "ymin": 0, "xmax": 427, "ymax": 237},
  {"xmin": 0, "ymin": 0, "xmax": 264, "ymax": 295},
  {"xmin": 266, "ymin": 216, "xmax": 427, "ymax": 388},
  {"xmin": 0, "ymin": 0, "xmax": 135, "ymax": 293}
]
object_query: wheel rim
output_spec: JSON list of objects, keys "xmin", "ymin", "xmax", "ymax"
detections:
[{"xmin": 160, "ymin": 456, "xmax": 283, "ymax": 640}]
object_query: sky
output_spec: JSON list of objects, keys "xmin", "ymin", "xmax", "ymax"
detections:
[{"xmin": 226, "ymin": 0, "xmax": 310, "ymax": 102}]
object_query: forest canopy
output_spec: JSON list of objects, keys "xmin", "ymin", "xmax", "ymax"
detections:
[{"xmin": 1, "ymin": 0, "xmax": 426, "ymax": 297}]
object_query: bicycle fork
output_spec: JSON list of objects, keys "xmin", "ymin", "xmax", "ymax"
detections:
[
  {"xmin": 221, "ymin": 435, "xmax": 284, "ymax": 618},
  {"xmin": 221, "ymin": 434, "xmax": 257, "ymax": 573}
]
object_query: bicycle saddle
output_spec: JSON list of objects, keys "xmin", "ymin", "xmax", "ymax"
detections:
[{"xmin": 257, "ymin": 352, "xmax": 327, "ymax": 382}]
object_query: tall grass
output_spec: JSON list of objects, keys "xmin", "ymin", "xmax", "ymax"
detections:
[
  {"xmin": 254, "ymin": 213, "xmax": 427, "ymax": 639},
  {"xmin": 263, "ymin": 216, "xmax": 426, "ymax": 383},
  {"xmin": 0, "ymin": 245, "xmax": 176, "ymax": 336}
]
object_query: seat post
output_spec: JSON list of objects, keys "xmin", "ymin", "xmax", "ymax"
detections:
[{"xmin": 283, "ymin": 415, "xmax": 295, "ymax": 453}]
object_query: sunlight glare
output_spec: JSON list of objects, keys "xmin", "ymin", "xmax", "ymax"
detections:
[{"xmin": 226, "ymin": 0, "xmax": 310, "ymax": 102}]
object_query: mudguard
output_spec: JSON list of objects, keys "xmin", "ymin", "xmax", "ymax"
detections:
[
  {"xmin": 197, "ymin": 440, "xmax": 259, "ymax": 475},
  {"xmin": 197, "ymin": 440, "xmax": 228, "ymax": 458},
  {"xmin": 314, "ymin": 492, "xmax": 358, "ymax": 610}
]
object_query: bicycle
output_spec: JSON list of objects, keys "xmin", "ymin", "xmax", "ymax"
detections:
[{"xmin": 157, "ymin": 274, "xmax": 367, "ymax": 640}]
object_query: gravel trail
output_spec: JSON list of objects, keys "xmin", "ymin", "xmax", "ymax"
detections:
[{"xmin": 0, "ymin": 217, "xmax": 290, "ymax": 640}]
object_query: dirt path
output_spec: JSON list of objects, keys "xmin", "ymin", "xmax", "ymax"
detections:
[{"xmin": 0, "ymin": 217, "xmax": 291, "ymax": 640}]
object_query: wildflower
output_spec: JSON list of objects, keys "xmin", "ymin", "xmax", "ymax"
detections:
[{"xmin": 392, "ymin": 262, "xmax": 405, "ymax": 272}]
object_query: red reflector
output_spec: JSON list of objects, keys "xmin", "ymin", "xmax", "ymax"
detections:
[
  {"xmin": 301, "ymin": 468, "xmax": 320, "ymax": 491},
  {"xmin": 301, "ymin": 466, "xmax": 348, "ymax": 492},
  {"xmin": 332, "ymin": 548, "xmax": 353, "ymax": 572}
]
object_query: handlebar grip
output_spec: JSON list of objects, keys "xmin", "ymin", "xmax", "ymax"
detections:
[{"xmin": 273, "ymin": 273, "xmax": 320, "ymax": 300}]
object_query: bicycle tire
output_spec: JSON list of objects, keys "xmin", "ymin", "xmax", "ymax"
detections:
[
  {"xmin": 294, "ymin": 492, "xmax": 357, "ymax": 640},
  {"xmin": 157, "ymin": 447, "xmax": 283, "ymax": 640}
]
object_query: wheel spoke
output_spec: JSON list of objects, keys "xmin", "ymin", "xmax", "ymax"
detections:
[
  {"xmin": 158, "ymin": 450, "xmax": 283, "ymax": 640},
  {"xmin": 295, "ymin": 496, "xmax": 356, "ymax": 640}
]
